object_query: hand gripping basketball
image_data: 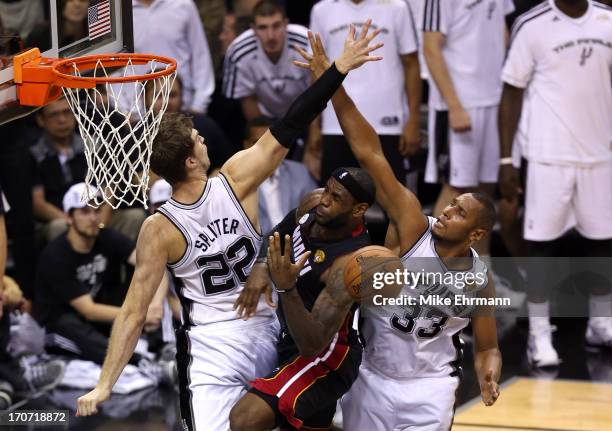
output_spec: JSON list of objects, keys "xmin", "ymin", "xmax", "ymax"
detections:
[{"xmin": 343, "ymin": 246, "xmax": 404, "ymax": 302}]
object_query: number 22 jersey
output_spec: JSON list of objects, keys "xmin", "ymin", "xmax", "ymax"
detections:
[{"xmin": 157, "ymin": 174, "xmax": 274, "ymax": 327}]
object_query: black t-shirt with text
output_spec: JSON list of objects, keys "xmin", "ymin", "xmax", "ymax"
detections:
[{"xmin": 33, "ymin": 229, "xmax": 134, "ymax": 326}]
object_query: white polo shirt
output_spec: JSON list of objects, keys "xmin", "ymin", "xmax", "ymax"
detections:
[
  {"xmin": 310, "ymin": 0, "xmax": 418, "ymax": 135},
  {"xmin": 222, "ymin": 24, "xmax": 311, "ymax": 119},
  {"xmin": 423, "ymin": 0, "xmax": 515, "ymax": 110},
  {"xmin": 502, "ymin": 0, "xmax": 612, "ymax": 165}
]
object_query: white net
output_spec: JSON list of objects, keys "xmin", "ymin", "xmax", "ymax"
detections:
[{"xmin": 60, "ymin": 57, "xmax": 176, "ymax": 209}]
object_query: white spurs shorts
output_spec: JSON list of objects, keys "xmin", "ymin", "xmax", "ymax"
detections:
[
  {"xmin": 175, "ymin": 318, "xmax": 278, "ymax": 431},
  {"xmin": 425, "ymin": 105, "xmax": 500, "ymax": 188},
  {"xmin": 341, "ymin": 363, "xmax": 459, "ymax": 431},
  {"xmin": 524, "ymin": 161, "xmax": 612, "ymax": 241}
]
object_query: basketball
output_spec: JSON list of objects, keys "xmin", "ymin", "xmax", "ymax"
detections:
[{"xmin": 343, "ymin": 245, "xmax": 402, "ymax": 301}]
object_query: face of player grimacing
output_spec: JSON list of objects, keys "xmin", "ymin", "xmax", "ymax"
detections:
[
  {"xmin": 190, "ymin": 128, "xmax": 210, "ymax": 173},
  {"xmin": 432, "ymin": 194, "xmax": 484, "ymax": 244},
  {"xmin": 315, "ymin": 178, "xmax": 356, "ymax": 228},
  {"xmin": 253, "ymin": 13, "xmax": 288, "ymax": 58},
  {"xmin": 70, "ymin": 207, "xmax": 101, "ymax": 239}
]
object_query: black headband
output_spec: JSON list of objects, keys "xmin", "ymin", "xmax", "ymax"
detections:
[{"xmin": 331, "ymin": 168, "xmax": 374, "ymax": 205}]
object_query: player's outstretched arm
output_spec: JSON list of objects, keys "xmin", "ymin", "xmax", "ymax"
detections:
[
  {"xmin": 472, "ymin": 280, "xmax": 502, "ymax": 407},
  {"xmin": 76, "ymin": 217, "xmax": 169, "ymax": 416},
  {"xmin": 295, "ymin": 27, "xmax": 428, "ymax": 252},
  {"xmin": 221, "ymin": 21, "xmax": 383, "ymax": 202}
]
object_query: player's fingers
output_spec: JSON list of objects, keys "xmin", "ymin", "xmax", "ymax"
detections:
[
  {"xmin": 283, "ymin": 234, "xmax": 292, "ymax": 261},
  {"xmin": 295, "ymin": 45, "xmax": 312, "ymax": 61},
  {"xmin": 365, "ymin": 27, "xmax": 381, "ymax": 44},
  {"xmin": 348, "ymin": 24, "xmax": 356, "ymax": 42},
  {"xmin": 308, "ymin": 31, "xmax": 317, "ymax": 54},
  {"xmin": 359, "ymin": 19, "xmax": 372, "ymax": 40},
  {"xmin": 293, "ymin": 61, "xmax": 311, "ymax": 69},
  {"xmin": 315, "ymin": 33, "xmax": 327, "ymax": 56},
  {"xmin": 364, "ymin": 56, "xmax": 384, "ymax": 62},
  {"xmin": 364, "ymin": 41, "xmax": 384, "ymax": 54},
  {"xmin": 268, "ymin": 236, "xmax": 277, "ymax": 269},
  {"xmin": 265, "ymin": 286, "xmax": 277, "ymax": 308},
  {"xmin": 295, "ymin": 251, "xmax": 312, "ymax": 270}
]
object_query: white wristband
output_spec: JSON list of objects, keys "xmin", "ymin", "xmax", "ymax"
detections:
[{"xmin": 499, "ymin": 157, "xmax": 514, "ymax": 166}]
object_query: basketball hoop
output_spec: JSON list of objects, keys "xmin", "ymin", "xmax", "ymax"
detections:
[{"xmin": 13, "ymin": 48, "xmax": 177, "ymax": 209}]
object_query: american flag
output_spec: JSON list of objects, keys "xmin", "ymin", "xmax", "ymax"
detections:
[{"xmin": 88, "ymin": 0, "xmax": 112, "ymax": 41}]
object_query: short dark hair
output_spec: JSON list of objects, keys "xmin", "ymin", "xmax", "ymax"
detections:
[
  {"xmin": 252, "ymin": 0, "xmax": 286, "ymax": 21},
  {"xmin": 470, "ymin": 192, "xmax": 496, "ymax": 231},
  {"xmin": 344, "ymin": 167, "xmax": 376, "ymax": 205},
  {"xmin": 150, "ymin": 113, "xmax": 194, "ymax": 185}
]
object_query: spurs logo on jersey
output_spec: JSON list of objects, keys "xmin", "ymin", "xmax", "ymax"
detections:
[
  {"xmin": 361, "ymin": 217, "xmax": 488, "ymax": 378},
  {"xmin": 157, "ymin": 174, "xmax": 272, "ymax": 327}
]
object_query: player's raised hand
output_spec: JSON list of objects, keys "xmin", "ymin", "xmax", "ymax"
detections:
[
  {"xmin": 334, "ymin": 19, "xmax": 384, "ymax": 74},
  {"xmin": 76, "ymin": 386, "xmax": 111, "ymax": 416},
  {"xmin": 294, "ymin": 32, "xmax": 331, "ymax": 80},
  {"xmin": 480, "ymin": 368, "xmax": 501, "ymax": 406},
  {"xmin": 267, "ymin": 233, "xmax": 311, "ymax": 293}
]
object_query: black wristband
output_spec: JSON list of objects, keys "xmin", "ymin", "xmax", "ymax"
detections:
[{"xmin": 270, "ymin": 63, "xmax": 347, "ymax": 148}]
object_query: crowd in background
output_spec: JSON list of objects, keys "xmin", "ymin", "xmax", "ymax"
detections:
[{"xmin": 0, "ymin": 0, "xmax": 611, "ymax": 414}]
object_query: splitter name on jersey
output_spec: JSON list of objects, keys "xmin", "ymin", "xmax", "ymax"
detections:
[{"xmin": 195, "ymin": 218, "xmax": 241, "ymax": 252}]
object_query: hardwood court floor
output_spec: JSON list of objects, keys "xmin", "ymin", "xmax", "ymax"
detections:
[{"xmin": 453, "ymin": 378, "xmax": 612, "ymax": 431}]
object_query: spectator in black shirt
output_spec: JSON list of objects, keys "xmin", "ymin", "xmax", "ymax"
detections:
[{"xmin": 33, "ymin": 183, "xmax": 172, "ymax": 380}]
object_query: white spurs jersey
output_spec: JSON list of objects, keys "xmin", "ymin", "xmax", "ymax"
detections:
[
  {"xmin": 423, "ymin": 0, "xmax": 515, "ymax": 110},
  {"xmin": 362, "ymin": 217, "xmax": 488, "ymax": 379},
  {"xmin": 502, "ymin": 0, "xmax": 612, "ymax": 166},
  {"xmin": 157, "ymin": 174, "xmax": 273, "ymax": 327}
]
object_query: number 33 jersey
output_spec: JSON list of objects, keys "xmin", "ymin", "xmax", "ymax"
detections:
[
  {"xmin": 361, "ymin": 217, "xmax": 488, "ymax": 379},
  {"xmin": 157, "ymin": 174, "xmax": 273, "ymax": 327}
]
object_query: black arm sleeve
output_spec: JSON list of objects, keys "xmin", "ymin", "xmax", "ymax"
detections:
[
  {"xmin": 257, "ymin": 208, "xmax": 299, "ymax": 260},
  {"xmin": 270, "ymin": 63, "xmax": 346, "ymax": 147}
]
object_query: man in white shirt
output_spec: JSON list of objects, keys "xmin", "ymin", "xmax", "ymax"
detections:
[
  {"xmin": 243, "ymin": 116, "xmax": 317, "ymax": 234},
  {"xmin": 423, "ymin": 0, "xmax": 515, "ymax": 257},
  {"xmin": 223, "ymin": 1, "xmax": 312, "ymax": 122},
  {"xmin": 132, "ymin": 0, "xmax": 215, "ymax": 113},
  {"xmin": 499, "ymin": 0, "xmax": 612, "ymax": 367},
  {"xmin": 308, "ymin": 0, "xmax": 422, "ymax": 184}
]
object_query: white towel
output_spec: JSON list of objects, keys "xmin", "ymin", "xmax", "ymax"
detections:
[{"xmin": 60, "ymin": 360, "xmax": 157, "ymax": 394}]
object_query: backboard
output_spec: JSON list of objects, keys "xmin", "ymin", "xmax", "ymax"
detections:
[{"xmin": 0, "ymin": 0, "xmax": 133, "ymax": 125}]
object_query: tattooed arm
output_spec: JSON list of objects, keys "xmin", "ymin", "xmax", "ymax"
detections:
[{"xmin": 280, "ymin": 258, "xmax": 353, "ymax": 357}]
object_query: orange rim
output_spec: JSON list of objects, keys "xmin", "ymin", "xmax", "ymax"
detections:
[{"xmin": 51, "ymin": 53, "xmax": 177, "ymax": 88}]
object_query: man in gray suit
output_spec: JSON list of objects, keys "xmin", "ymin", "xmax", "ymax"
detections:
[{"xmin": 244, "ymin": 116, "xmax": 317, "ymax": 234}]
